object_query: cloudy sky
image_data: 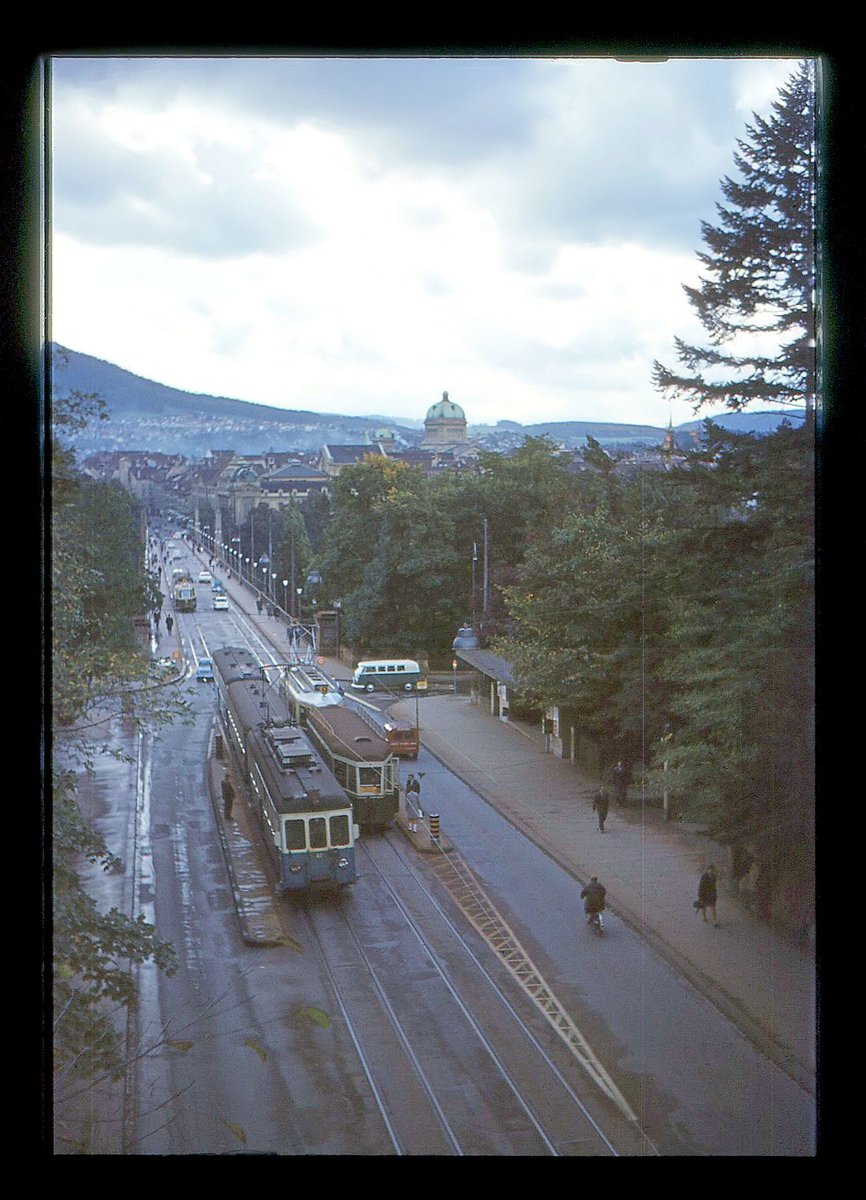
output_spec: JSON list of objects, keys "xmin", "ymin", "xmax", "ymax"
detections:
[{"xmin": 49, "ymin": 54, "xmax": 804, "ymax": 428}]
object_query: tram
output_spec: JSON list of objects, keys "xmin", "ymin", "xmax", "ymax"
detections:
[
  {"xmin": 304, "ymin": 705, "xmax": 399, "ymax": 831},
  {"xmin": 172, "ymin": 572, "xmax": 197, "ymax": 612},
  {"xmin": 212, "ymin": 646, "xmax": 359, "ymax": 890}
]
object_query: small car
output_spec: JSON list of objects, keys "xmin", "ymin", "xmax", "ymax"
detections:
[
  {"xmin": 198, "ymin": 570, "xmax": 213, "ymax": 584},
  {"xmin": 211, "ymin": 578, "xmax": 224, "ymax": 591},
  {"xmin": 212, "ymin": 594, "xmax": 229, "ymax": 611},
  {"xmin": 196, "ymin": 657, "xmax": 214, "ymax": 682}
]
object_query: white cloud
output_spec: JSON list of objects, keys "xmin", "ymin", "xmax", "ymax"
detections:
[{"xmin": 49, "ymin": 54, "xmax": 810, "ymax": 430}]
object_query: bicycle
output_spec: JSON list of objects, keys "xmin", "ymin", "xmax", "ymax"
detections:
[{"xmin": 586, "ymin": 909, "xmax": 605, "ymax": 936}]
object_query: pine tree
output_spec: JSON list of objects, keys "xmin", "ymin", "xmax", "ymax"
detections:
[{"xmin": 653, "ymin": 61, "xmax": 816, "ymax": 421}]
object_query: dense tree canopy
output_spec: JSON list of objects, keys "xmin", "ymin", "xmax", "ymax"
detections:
[
  {"xmin": 496, "ymin": 469, "xmax": 677, "ymax": 766},
  {"xmin": 318, "ymin": 455, "xmax": 467, "ymax": 656}
]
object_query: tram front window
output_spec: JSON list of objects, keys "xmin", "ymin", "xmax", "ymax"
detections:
[
  {"xmin": 285, "ymin": 819, "xmax": 306, "ymax": 851},
  {"xmin": 329, "ymin": 814, "xmax": 350, "ymax": 846},
  {"xmin": 309, "ymin": 817, "xmax": 327, "ymax": 849},
  {"xmin": 359, "ymin": 766, "xmax": 379, "ymax": 792}
]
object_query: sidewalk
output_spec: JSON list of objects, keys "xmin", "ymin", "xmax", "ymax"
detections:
[{"xmin": 156, "ymin": 541, "xmax": 816, "ymax": 1095}]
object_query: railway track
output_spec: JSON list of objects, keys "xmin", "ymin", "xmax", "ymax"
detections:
[{"xmin": 292, "ymin": 833, "xmax": 652, "ymax": 1156}]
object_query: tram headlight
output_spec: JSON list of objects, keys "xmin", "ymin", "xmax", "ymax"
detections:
[
  {"xmin": 290, "ymin": 863, "xmax": 302, "ymax": 873},
  {"xmin": 337, "ymin": 857, "xmax": 349, "ymax": 869}
]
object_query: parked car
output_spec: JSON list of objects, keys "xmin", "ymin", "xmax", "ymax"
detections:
[
  {"xmin": 198, "ymin": 570, "xmax": 213, "ymax": 584},
  {"xmin": 212, "ymin": 594, "xmax": 229, "ymax": 611},
  {"xmin": 196, "ymin": 657, "xmax": 214, "ymax": 682}
]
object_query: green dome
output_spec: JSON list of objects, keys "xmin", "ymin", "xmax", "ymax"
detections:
[{"xmin": 426, "ymin": 391, "xmax": 465, "ymax": 421}]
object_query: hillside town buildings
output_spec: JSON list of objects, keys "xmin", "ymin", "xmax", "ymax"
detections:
[{"xmin": 80, "ymin": 390, "xmax": 690, "ymax": 521}]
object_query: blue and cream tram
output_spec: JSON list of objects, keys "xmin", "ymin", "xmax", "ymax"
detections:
[
  {"xmin": 212, "ymin": 646, "xmax": 359, "ymax": 890},
  {"xmin": 303, "ymin": 704, "xmax": 399, "ymax": 831}
]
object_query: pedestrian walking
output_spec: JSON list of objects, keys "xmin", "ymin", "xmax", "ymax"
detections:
[
  {"xmin": 256, "ymin": 597, "xmax": 263, "ymax": 615},
  {"xmin": 154, "ymin": 609, "xmax": 161, "ymax": 628},
  {"xmin": 592, "ymin": 784, "xmax": 610, "ymax": 832},
  {"xmin": 613, "ymin": 760, "xmax": 629, "ymax": 805},
  {"xmin": 221, "ymin": 777, "xmax": 235, "ymax": 820},
  {"xmin": 406, "ymin": 773, "xmax": 421, "ymax": 832},
  {"xmin": 695, "ymin": 864, "xmax": 719, "ymax": 925},
  {"xmin": 165, "ymin": 614, "xmax": 174, "ymax": 634}
]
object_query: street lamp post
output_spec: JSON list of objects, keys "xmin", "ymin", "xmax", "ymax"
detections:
[
  {"xmin": 282, "ymin": 579, "xmax": 289, "ymax": 614},
  {"xmin": 296, "ymin": 587, "xmax": 303, "ymax": 620}
]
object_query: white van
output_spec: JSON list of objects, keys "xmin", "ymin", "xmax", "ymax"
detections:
[{"xmin": 351, "ymin": 659, "xmax": 426, "ymax": 693}]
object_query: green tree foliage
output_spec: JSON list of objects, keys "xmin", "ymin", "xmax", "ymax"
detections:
[
  {"xmin": 297, "ymin": 489, "xmax": 332, "ymax": 554},
  {"xmin": 653, "ymin": 62, "xmax": 816, "ymax": 418},
  {"xmin": 53, "ymin": 474, "xmax": 160, "ymax": 726},
  {"xmin": 497, "ymin": 468, "xmax": 678, "ymax": 764},
  {"xmin": 274, "ymin": 499, "xmax": 314, "ymax": 607},
  {"xmin": 454, "ymin": 437, "xmax": 574, "ymax": 628},
  {"xmin": 497, "ymin": 424, "xmax": 813, "ymax": 925},
  {"xmin": 650, "ymin": 422, "xmax": 814, "ymax": 915},
  {"xmin": 51, "ymin": 395, "xmax": 178, "ymax": 1087},
  {"xmin": 319, "ymin": 455, "xmax": 466, "ymax": 655},
  {"xmin": 53, "ymin": 772, "xmax": 176, "ymax": 1081}
]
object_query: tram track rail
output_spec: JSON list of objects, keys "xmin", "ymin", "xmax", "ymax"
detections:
[
  {"xmin": 370, "ymin": 833, "xmax": 660, "ymax": 1156},
  {"xmin": 422, "ymin": 842, "xmax": 649, "ymax": 1135},
  {"xmin": 290, "ymin": 832, "xmax": 646, "ymax": 1156}
]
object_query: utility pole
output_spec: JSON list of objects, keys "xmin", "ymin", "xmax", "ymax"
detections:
[
  {"xmin": 482, "ymin": 517, "xmax": 489, "ymax": 621},
  {"xmin": 471, "ymin": 542, "xmax": 478, "ymax": 626},
  {"xmin": 290, "ymin": 523, "xmax": 296, "ymax": 618},
  {"xmin": 268, "ymin": 508, "xmax": 273, "ymax": 599}
]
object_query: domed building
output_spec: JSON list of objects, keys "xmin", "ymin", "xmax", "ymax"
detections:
[{"xmin": 420, "ymin": 391, "xmax": 469, "ymax": 449}]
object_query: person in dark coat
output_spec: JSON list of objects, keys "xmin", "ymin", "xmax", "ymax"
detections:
[
  {"xmin": 697, "ymin": 864, "xmax": 719, "ymax": 925},
  {"xmin": 165, "ymin": 614, "xmax": 173, "ymax": 634},
  {"xmin": 580, "ymin": 876, "xmax": 606, "ymax": 919},
  {"xmin": 592, "ymin": 785, "xmax": 610, "ymax": 832},
  {"xmin": 221, "ymin": 777, "xmax": 235, "ymax": 820},
  {"xmin": 613, "ymin": 760, "xmax": 629, "ymax": 805},
  {"xmin": 256, "ymin": 597, "xmax": 263, "ymax": 615}
]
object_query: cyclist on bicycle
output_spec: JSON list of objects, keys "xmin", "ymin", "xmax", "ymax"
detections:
[{"xmin": 581, "ymin": 876, "xmax": 606, "ymax": 924}]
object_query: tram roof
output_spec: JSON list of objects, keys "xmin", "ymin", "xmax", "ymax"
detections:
[{"xmin": 307, "ymin": 705, "xmax": 392, "ymax": 763}]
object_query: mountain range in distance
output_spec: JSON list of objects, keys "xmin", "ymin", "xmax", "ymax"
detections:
[{"xmin": 50, "ymin": 343, "xmax": 806, "ymax": 458}]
